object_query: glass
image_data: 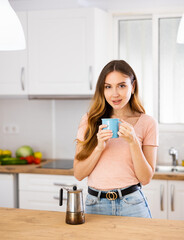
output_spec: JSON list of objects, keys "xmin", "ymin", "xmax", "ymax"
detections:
[
  {"xmin": 159, "ymin": 17, "xmax": 184, "ymax": 124},
  {"xmin": 119, "ymin": 19, "xmax": 153, "ymax": 115}
]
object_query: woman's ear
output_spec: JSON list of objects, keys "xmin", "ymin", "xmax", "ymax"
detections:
[{"xmin": 131, "ymin": 80, "xmax": 136, "ymax": 94}]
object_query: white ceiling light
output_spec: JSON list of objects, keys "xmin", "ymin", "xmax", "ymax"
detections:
[
  {"xmin": 0, "ymin": 0, "xmax": 26, "ymax": 51},
  {"xmin": 177, "ymin": 14, "xmax": 184, "ymax": 44}
]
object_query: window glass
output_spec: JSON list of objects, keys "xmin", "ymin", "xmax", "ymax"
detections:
[
  {"xmin": 159, "ymin": 17, "xmax": 184, "ymax": 123},
  {"xmin": 119, "ymin": 19, "xmax": 153, "ymax": 115}
]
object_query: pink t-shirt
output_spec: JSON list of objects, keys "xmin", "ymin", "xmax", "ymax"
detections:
[{"xmin": 76, "ymin": 113, "xmax": 158, "ymax": 190}]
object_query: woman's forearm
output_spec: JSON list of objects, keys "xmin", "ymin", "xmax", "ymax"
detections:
[
  {"xmin": 129, "ymin": 138, "xmax": 155, "ymax": 185},
  {"xmin": 74, "ymin": 146, "xmax": 103, "ymax": 181}
]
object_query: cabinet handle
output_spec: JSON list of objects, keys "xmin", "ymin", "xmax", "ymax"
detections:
[
  {"xmin": 89, "ymin": 66, "xmax": 93, "ymax": 90},
  {"xmin": 20, "ymin": 67, "xmax": 25, "ymax": 91},
  {"xmin": 171, "ymin": 184, "xmax": 175, "ymax": 212},
  {"xmin": 53, "ymin": 196, "xmax": 67, "ymax": 201},
  {"xmin": 53, "ymin": 183, "xmax": 76, "ymax": 188},
  {"xmin": 160, "ymin": 184, "xmax": 164, "ymax": 211}
]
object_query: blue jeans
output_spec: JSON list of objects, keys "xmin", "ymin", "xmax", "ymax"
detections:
[{"xmin": 85, "ymin": 187, "xmax": 152, "ymax": 218}]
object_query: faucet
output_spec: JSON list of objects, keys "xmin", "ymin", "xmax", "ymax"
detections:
[{"xmin": 169, "ymin": 147, "xmax": 178, "ymax": 166}]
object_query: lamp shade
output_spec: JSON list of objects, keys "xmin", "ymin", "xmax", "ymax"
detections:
[
  {"xmin": 177, "ymin": 14, "xmax": 184, "ymax": 44},
  {"xmin": 0, "ymin": 0, "xmax": 26, "ymax": 50}
]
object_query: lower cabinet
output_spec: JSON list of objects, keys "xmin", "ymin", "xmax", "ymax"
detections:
[
  {"xmin": 19, "ymin": 174, "xmax": 87, "ymax": 212},
  {"xmin": 0, "ymin": 173, "xmax": 18, "ymax": 208},
  {"xmin": 142, "ymin": 179, "xmax": 184, "ymax": 220}
]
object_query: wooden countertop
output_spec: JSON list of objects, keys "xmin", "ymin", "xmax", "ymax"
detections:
[
  {"xmin": 153, "ymin": 172, "xmax": 184, "ymax": 180},
  {"xmin": 0, "ymin": 159, "xmax": 184, "ymax": 180},
  {"xmin": 0, "ymin": 208, "xmax": 184, "ymax": 240},
  {"xmin": 0, "ymin": 159, "xmax": 74, "ymax": 175}
]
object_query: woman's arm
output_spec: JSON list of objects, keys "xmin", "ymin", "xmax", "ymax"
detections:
[
  {"xmin": 118, "ymin": 120, "xmax": 158, "ymax": 185},
  {"xmin": 74, "ymin": 144, "xmax": 103, "ymax": 181},
  {"xmin": 129, "ymin": 139, "xmax": 157, "ymax": 185},
  {"xmin": 74, "ymin": 124, "xmax": 113, "ymax": 181}
]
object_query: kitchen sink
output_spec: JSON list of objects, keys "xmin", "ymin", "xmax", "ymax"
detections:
[{"xmin": 155, "ymin": 165, "xmax": 184, "ymax": 173}]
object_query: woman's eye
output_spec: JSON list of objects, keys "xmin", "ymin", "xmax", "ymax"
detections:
[
  {"xmin": 119, "ymin": 84, "xmax": 126, "ymax": 88},
  {"xmin": 104, "ymin": 85, "xmax": 111, "ymax": 89}
]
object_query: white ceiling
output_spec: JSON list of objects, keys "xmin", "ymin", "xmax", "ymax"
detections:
[{"xmin": 9, "ymin": 0, "xmax": 184, "ymax": 13}]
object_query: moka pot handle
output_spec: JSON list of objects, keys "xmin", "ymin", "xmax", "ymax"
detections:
[{"xmin": 59, "ymin": 188, "xmax": 63, "ymax": 206}]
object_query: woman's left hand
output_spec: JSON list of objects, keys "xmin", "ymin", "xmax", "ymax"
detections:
[{"xmin": 118, "ymin": 120, "xmax": 137, "ymax": 144}]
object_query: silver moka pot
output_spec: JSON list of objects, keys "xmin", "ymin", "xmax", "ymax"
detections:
[{"xmin": 59, "ymin": 185, "xmax": 85, "ymax": 225}]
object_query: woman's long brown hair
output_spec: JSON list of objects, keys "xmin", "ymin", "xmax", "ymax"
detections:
[{"xmin": 76, "ymin": 60, "xmax": 145, "ymax": 160}]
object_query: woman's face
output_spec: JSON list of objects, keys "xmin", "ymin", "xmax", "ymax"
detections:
[{"xmin": 104, "ymin": 71, "xmax": 135, "ymax": 111}]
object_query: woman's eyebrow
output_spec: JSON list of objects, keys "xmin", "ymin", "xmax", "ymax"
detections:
[
  {"xmin": 117, "ymin": 81, "xmax": 126, "ymax": 84},
  {"xmin": 104, "ymin": 81, "xmax": 126, "ymax": 85}
]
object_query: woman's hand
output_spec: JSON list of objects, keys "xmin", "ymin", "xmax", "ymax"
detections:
[
  {"xmin": 96, "ymin": 124, "xmax": 113, "ymax": 151},
  {"xmin": 118, "ymin": 120, "xmax": 137, "ymax": 144}
]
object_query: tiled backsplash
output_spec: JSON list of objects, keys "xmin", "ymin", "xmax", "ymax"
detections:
[{"xmin": 1, "ymin": 99, "xmax": 184, "ymax": 164}]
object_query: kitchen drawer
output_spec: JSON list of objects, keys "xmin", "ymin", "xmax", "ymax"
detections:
[
  {"xmin": 18, "ymin": 174, "xmax": 87, "ymax": 212},
  {"xmin": 19, "ymin": 174, "xmax": 87, "ymax": 192},
  {"xmin": 19, "ymin": 190, "xmax": 67, "ymax": 212}
]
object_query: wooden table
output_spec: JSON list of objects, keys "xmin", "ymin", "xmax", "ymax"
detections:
[{"xmin": 1, "ymin": 208, "xmax": 184, "ymax": 240}]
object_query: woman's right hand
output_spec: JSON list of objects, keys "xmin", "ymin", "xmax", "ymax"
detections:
[{"xmin": 96, "ymin": 124, "xmax": 113, "ymax": 151}]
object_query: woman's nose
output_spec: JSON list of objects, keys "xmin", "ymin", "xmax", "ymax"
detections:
[{"xmin": 112, "ymin": 87, "xmax": 119, "ymax": 96}]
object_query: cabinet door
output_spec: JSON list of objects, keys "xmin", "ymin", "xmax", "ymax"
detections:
[
  {"xmin": 0, "ymin": 174, "xmax": 17, "ymax": 208},
  {"xmin": 0, "ymin": 12, "xmax": 27, "ymax": 96},
  {"xmin": 28, "ymin": 9, "xmax": 94, "ymax": 95},
  {"xmin": 168, "ymin": 181, "xmax": 184, "ymax": 220},
  {"xmin": 28, "ymin": 8, "xmax": 111, "ymax": 96},
  {"xmin": 142, "ymin": 180, "xmax": 167, "ymax": 219}
]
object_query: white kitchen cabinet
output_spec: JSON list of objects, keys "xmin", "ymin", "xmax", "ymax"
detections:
[
  {"xmin": 18, "ymin": 174, "xmax": 87, "ymax": 212},
  {"xmin": 142, "ymin": 180, "xmax": 167, "ymax": 219},
  {"xmin": 0, "ymin": 173, "xmax": 18, "ymax": 208},
  {"xmin": 167, "ymin": 181, "xmax": 184, "ymax": 220},
  {"xmin": 0, "ymin": 12, "xmax": 27, "ymax": 96},
  {"xmin": 28, "ymin": 8, "xmax": 112, "ymax": 96},
  {"xmin": 143, "ymin": 179, "xmax": 184, "ymax": 220}
]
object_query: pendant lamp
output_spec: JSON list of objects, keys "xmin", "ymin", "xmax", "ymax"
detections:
[
  {"xmin": 177, "ymin": 14, "xmax": 184, "ymax": 44},
  {"xmin": 0, "ymin": 0, "xmax": 26, "ymax": 50}
]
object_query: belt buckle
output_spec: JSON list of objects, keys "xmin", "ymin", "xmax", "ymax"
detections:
[{"xmin": 106, "ymin": 191, "xmax": 118, "ymax": 200}]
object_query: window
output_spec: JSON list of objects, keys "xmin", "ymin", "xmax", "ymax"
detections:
[
  {"xmin": 117, "ymin": 14, "xmax": 184, "ymax": 124},
  {"xmin": 159, "ymin": 17, "xmax": 184, "ymax": 124},
  {"xmin": 118, "ymin": 17, "xmax": 153, "ymax": 115}
]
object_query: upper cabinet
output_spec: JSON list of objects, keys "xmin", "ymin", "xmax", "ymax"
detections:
[
  {"xmin": 28, "ymin": 8, "xmax": 112, "ymax": 96},
  {"xmin": 0, "ymin": 12, "xmax": 27, "ymax": 96}
]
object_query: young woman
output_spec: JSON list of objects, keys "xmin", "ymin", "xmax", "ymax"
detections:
[{"xmin": 74, "ymin": 60, "xmax": 158, "ymax": 218}]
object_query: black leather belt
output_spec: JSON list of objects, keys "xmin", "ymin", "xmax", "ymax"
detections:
[{"xmin": 88, "ymin": 183, "xmax": 141, "ymax": 200}]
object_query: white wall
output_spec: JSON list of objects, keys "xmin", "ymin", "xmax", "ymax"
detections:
[{"xmin": 0, "ymin": 99, "xmax": 90, "ymax": 159}]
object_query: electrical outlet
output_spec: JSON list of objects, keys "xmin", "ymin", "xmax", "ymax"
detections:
[
  {"xmin": 3, "ymin": 124, "xmax": 19, "ymax": 134},
  {"xmin": 11, "ymin": 125, "xmax": 19, "ymax": 134},
  {"xmin": 3, "ymin": 125, "xmax": 11, "ymax": 134}
]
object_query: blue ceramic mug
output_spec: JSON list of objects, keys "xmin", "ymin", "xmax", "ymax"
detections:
[{"xmin": 101, "ymin": 118, "xmax": 119, "ymax": 138}]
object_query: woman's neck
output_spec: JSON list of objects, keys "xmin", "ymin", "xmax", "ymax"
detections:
[
  {"xmin": 112, "ymin": 105, "xmax": 134, "ymax": 119},
  {"xmin": 112, "ymin": 107, "xmax": 142, "ymax": 119}
]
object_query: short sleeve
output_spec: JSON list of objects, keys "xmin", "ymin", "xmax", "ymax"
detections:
[
  {"xmin": 142, "ymin": 116, "xmax": 159, "ymax": 147},
  {"xmin": 76, "ymin": 113, "xmax": 88, "ymax": 141}
]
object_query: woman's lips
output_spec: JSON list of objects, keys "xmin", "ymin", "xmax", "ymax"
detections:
[{"xmin": 112, "ymin": 99, "xmax": 122, "ymax": 105}]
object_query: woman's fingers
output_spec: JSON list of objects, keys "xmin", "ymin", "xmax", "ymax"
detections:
[
  {"xmin": 97, "ymin": 130, "xmax": 113, "ymax": 139},
  {"xmin": 99, "ymin": 124, "xmax": 108, "ymax": 131},
  {"xmin": 97, "ymin": 124, "xmax": 112, "ymax": 140},
  {"xmin": 118, "ymin": 119, "xmax": 137, "ymax": 143}
]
